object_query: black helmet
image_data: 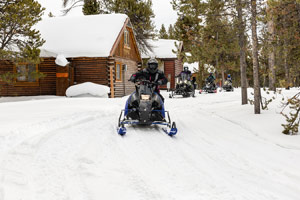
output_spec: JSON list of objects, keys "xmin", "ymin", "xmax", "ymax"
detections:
[
  {"xmin": 184, "ymin": 66, "xmax": 189, "ymax": 72},
  {"xmin": 147, "ymin": 58, "xmax": 158, "ymax": 73}
]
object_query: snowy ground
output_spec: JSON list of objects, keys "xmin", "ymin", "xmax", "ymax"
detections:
[{"xmin": 0, "ymin": 88, "xmax": 300, "ymax": 200}]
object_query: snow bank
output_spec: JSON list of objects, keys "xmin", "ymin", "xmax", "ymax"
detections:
[
  {"xmin": 142, "ymin": 39, "xmax": 182, "ymax": 59},
  {"xmin": 66, "ymin": 82, "xmax": 110, "ymax": 98}
]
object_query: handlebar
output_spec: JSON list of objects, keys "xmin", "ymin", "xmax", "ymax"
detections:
[{"xmin": 129, "ymin": 79, "xmax": 158, "ymax": 86}]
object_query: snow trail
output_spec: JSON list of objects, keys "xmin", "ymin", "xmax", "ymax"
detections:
[{"xmin": 1, "ymin": 89, "xmax": 300, "ymax": 200}]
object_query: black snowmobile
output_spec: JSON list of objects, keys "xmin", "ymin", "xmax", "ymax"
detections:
[
  {"xmin": 222, "ymin": 80, "xmax": 234, "ymax": 92},
  {"xmin": 117, "ymin": 79, "xmax": 177, "ymax": 136},
  {"xmin": 169, "ymin": 73, "xmax": 195, "ymax": 98},
  {"xmin": 200, "ymin": 81, "xmax": 217, "ymax": 94}
]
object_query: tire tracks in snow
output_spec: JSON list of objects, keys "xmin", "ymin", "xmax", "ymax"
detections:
[{"xmin": 0, "ymin": 111, "xmax": 111, "ymax": 200}]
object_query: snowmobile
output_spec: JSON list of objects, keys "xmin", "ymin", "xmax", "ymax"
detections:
[
  {"xmin": 199, "ymin": 81, "xmax": 217, "ymax": 94},
  {"xmin": 117, "ymin": 79, "xmax": 177, "ymax": 136},
  {"xmin": 222, "ymin": 80, "xmax": 234, "ymax": 92},
  {"xmin": 169, "ymin": 73, "xmax": 195, "ymax": 98}
]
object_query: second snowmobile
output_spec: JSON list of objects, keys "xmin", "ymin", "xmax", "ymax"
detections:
[{"xmin": 169, "ymin": 73, "xmax": 195, "ymax": 98}]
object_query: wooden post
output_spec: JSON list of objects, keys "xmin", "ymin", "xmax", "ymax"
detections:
[{"xmin": 108, "ymin": 57, "xmax": 115, "ymax": 98}]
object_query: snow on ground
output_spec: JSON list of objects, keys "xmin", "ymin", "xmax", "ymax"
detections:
[{"xmin": 0, "ymin": 88, "xmax": 300, "ymax": 200}]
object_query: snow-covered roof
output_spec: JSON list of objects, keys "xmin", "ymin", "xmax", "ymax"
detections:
[
  {"xmin": 36, "ymin": 14, "xmax": 128, "ymax": 58},
  {"xmin": 142, "ymin": 39, "xmax": 183, "ymax": 59}
]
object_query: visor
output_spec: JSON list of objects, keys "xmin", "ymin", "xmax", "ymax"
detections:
[{"xmin": 149, "ymin": 63, "xmax": 158, "ymax": 70}]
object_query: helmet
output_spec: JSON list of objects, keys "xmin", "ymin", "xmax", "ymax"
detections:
[
  {"xmin": 147, "ymin": 58, "xmax": 158, "ymax": 73},
  {"xmin": 184, "ymin": 66, "xmax": 189, "ymax": 72},
  {"xmin": 227, "ymin": 74, "xmax": 231, "ymax": 78}
]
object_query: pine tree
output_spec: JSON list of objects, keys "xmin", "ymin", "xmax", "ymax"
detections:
[
  {"xmin": 82, "ymin": 0, "xmax": 101, "ymax": 15},
  {"xmin": 235, "ymin": 0, "xmax": 248, "ymax": 104},
  {"xmin": 159, "ymin": 24, "xmax": 168, "ymax": 39},
  {"xmin": 251, "ymin": 0, "xmax": 261, "ymax": 114},
  {"xmin": 271, "ymin": 0, "xmax": 300, "ymax": 88},
  {"xmin": 267, "ymin": 0, "xmax": 276, "ymax": 91},
  {"xmin": 168, "ymin": 24, "xmax": 175, "ymax": 39},
  {"xmin": 0, "ymin": 0, "xmax": 45, "ymax": 63},
  {"xmin": 172, "ymin": 0, "xmax": 240, "ymax": 87},
  {"xmin": 281, "ymin": 92, "xmax": 300, "ymax": 135}
]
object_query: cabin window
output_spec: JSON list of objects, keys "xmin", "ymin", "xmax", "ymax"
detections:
[
  {"xmin": 124, "ymin": 29, "xmax": 130, "ymax": 47},
  {"xmin": 116, "ymin": 62, "xmax": 122, "ymax": 82},
  {"xmin": 14, "ymin": 63, "xmax": 39, "ymax": 86}
]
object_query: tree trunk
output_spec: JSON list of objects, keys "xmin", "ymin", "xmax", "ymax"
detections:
[
  {"xmin": 267, "ymin": 1, "xmax": 276, "ymax": 91},
  {"xmin": 251, "ymin": 0, "xmax": 261, "ymax": 114},
  {"xmin": 283, "ymin": 9, "xmax": 290, "ymax": 89},
  {"xmin": 221, "ymin": 66, "xmax": 225, "ymax": 86},
  {"xmin": 236, "ymin": 0, "xmax": 248, "ymax": 105},
  {"xmin": 284, "ymin": 44, "xmax": 290, "ymax": 89},
  {"xmin": 198, "ymin": 62, "xmax": 204, "ymax": 88}
]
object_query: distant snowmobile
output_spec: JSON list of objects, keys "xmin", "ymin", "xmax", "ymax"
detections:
[
  {"xmin": 117, "ymin": 79, "xmax": 177, "ymax": 136},
  {"xmin": 222, "ymin": 80, "xmax": 234, "ymax": 92},
  {"xmin": 169, "ymin": 73, "xmax": 195, "ymax": 98},
  {"xmin": 199, "ymin": 82, "xmax": 217, "ymax": 94}
]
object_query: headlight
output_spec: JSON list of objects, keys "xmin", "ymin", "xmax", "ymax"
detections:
[
  {"xmin": 184, "ymin": 80, "xmax": 188, "ymax": 84},
  {"xmin": 180, "ymin": 80, "xmax": 183, "ymax": 84},
  {"xmin": 141, "ymin": 94, "xmax": 151, "ymax": 100}
]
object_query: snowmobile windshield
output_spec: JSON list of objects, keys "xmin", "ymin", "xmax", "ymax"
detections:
[{"xmin": 139, "ymin": 83, "xmax": 154, "ymax": 95}]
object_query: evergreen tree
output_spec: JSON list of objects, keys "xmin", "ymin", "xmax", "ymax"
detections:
[
  {"xmin": 82, "ymin": 0, "xmax": 101, "ymax": 15},
  {"xmin": 251, "ymin": 0, "xmax": 261, "ymax": 114},
  {"xmin": 168, "ymin": 24, "xmax": 175, "ymax": 39},
  {"xmin": 272, "ymin": 0, "xmax": 300, "ymax": 88},
  {"xmin": 266, "ymin": 0, "xmax": 276, "ymax": 91},
  {"xmin": 159, "ymin": 24, "xmax": 168, "ymax": 39},
  {"xmin": 0, "ymin": 0, "xmax": 45, "ymax": 62},
  {"xmin": 235, "ymin": 0, "xmax": 248, "ymax": 104},
  {"xmin": 172, "ymin": 0, "xmax": 240, "ymax": 87}
]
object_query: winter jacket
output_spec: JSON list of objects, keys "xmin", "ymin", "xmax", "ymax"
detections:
[
  {"xmin": 129, "ymin": 68, "xmax": 168, "ymax": 92},
  {"xmin": 206, "ymin": 75, "xmax": 215, "ymax": 84}
]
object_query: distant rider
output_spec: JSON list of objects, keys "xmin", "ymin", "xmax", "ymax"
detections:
[
  {"xmin": 226, "ymin": 74, "xmax": 232, "ymax": 83},
  {"xmin": 177, "ymin": 66, "xmax": 192, "ymax": 80},
  {"xmin": 129, "ymin": 58, "xmax": 168, "ymax": 101},
  {"xmin": 206, "ymin": 72, "xmax": 216, "ymax": 87},
  {"xmin": 176, "ymin": 66, "xmax": 194, "ymax": 91}
]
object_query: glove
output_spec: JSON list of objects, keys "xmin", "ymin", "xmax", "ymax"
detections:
[
  {"xmin": 129, "ymin": 76, "xmax": 136, "ymax": 83},
  {"xmin": 157, "ymin": 80, "xmax": 163, "ymax": 85}
]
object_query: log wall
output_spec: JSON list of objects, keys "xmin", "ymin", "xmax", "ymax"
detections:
[{"xmin": 0, "ymin": 58, "xmax": 56, "ymax": 96}]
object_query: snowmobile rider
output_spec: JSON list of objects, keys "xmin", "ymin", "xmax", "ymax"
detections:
[
  {"xmin": 176, "ymin": 65, "xmax": 194, "ymax": 91},
  {"xmin": 226, "ymin": 74, "xmax": 232, "ymax": 83},
  {"xmin": 206, "ymin": 72, "xmax": 216, "ymax": 87},
  {"xmin": 177, "ymin": 66, "xmax": 192, "ymax": 80},
  {"xmin": 129, "ymin": 58, "xmax": 168, "ymax": 101}
]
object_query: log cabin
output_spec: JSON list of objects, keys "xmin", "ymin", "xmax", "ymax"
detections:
[
  {"xmin": 142, "ymin": 39, "xmax": 184, "ymax": 89},
  {"xmin": 0, "ymin": 14, "xmax": 142, "ymax": 97}
]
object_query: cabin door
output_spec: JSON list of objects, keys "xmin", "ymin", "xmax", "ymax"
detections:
[{"xmin": 56, "ymin": 65, "xmax": 71, "ymax": 96}]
